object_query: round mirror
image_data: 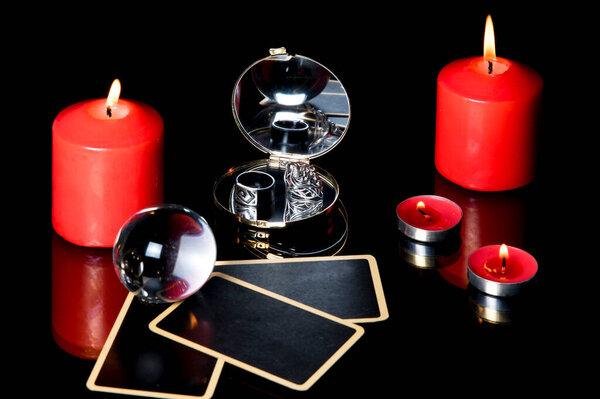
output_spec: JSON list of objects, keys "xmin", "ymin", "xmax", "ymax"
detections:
[{"xmin": 232, "ymin": 48, "xmax": 350, "ymax": 159}]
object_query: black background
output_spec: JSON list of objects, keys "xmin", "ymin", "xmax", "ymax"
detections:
[{"xmin": 6, "ymin": 4, "xmax": 593, "ymax": 398}]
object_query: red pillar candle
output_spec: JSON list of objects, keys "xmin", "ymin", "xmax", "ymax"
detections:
[
  {"xmin": 52, "ymin": 79, "xmax": 164, "ymax": 247},
  {"xmin": 435, "ymin": 15, "xmax": 543, "ymax": 191},
  {"xmin": 467, "ymin": 244, "xmax": 537, "ymax": 296}
]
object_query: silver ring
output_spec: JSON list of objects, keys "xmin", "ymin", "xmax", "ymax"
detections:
[
  {"xmin": 233, "ymin": 171, "xmax": 275, "ymax": 220},
  {"xmin": 235, "ymin": 171, "xmax": 275, "ymax": 206}
]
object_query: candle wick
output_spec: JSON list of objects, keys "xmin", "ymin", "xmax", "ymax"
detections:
[
  {"xmin": 501, "ymin": 256, "xmax": 506, "ymax": 273},
  {"xmin": 106, "ymin": 106, "xmax": 112, "ymax": 118},
  {"xmin": 487, "ymin": 60, "xmax": 493, "ymax": 75},
  {"xmin": 417, "ymin": 207, "xmax": 432, "ymax": 221}
]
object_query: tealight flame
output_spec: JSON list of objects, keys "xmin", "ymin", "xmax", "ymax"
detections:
[
  {"xmin": 416, "ymin": 200, "xmax": 431, "ymax": 219},
  {"xmin": 483, "ymin": 15, "xmax": 496, "ymax": 62},
  {"xmin": 499, "ymin": 244, "xmax": 509, "ymax": 260},
  {"xmin": 105, "ymin": 78, "xmax": 121, "ymax": 110}
]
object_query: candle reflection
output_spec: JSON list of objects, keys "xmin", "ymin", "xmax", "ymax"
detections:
[
  {"xmin": 468, "ymin": 286, "xmax": 525, "ymax": 325},
  {"xmin": 397, "ymin": 234, "xmax": 461, "ymax": 269},
  {"xmin": 433, "ymin": 174, "xmax": 537, "ymax": 325},
  {"xmin": 433, "ymin": 173, "xmax": 527, "ymax": 289},
  {"xmin": 51, "ymin": 232, "xmax": 128, "ymax": 359}
]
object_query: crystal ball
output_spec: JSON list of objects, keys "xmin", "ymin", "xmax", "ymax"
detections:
[{"xmin": 113, "ymin": 204, "xmax": 217, "ymax": 304}]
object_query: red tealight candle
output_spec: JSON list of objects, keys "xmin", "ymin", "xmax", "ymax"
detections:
[
  {"xmin": 435, "ymin": 15, "xmax": 543, "ymax": 191},
  {"xmin": 396, "ymin": 195, "xmax": 462, "ymax": 242},
  {"xmin": 52, "ymin": 79, "xmax": 164, "ymax": 247},
  {"xmin": 467, "ymin": 244, "xmax": 537, "ymax": 296}
]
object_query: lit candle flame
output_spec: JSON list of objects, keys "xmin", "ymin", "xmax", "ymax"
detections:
[
  {"xmin": 499, "ymin": 244, "xmax": 509, "ymax": 261},
  {"xmin": 483, "ymin": 15, "xmax": 496, "ymax": 62},
  {"xmin": 483, "ymin": 245, "xmax": 510, "ymax": 275},
  {"xmin": 105, "ymin": 79, "xmax": 121, "ymax": 110},
  {"xmin": 416, "ymin": 200, "xmax": 431, "ymax": 220}
]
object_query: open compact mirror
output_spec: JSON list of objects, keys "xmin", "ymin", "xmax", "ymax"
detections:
[{"xmin": 213, "ymin": 47, "xmax": 351, "ymax": 228}]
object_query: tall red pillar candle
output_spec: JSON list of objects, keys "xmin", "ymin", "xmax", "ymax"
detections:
[
  {"xmin": 52, "ymin": 79, "xmax": 164, "ymax": 247},
  {"xmin": 435, "ymin": 15, "xmax": 543, "ymax": 192}
]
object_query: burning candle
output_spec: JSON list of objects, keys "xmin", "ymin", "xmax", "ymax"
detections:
[
  {"xmin": 435, "ymin": 15, "xmax": 543, "ymax": 191},
  {"xmin": 467, "ymin": 244, "xmax": 538, "ymax": 296},
  {"xmin": 396, "ymin": 195, "xmax": 462, "ymax": 242},
  {"xmin": 52, "ymin": 79, "xmax": 164, "ymax": 247}
]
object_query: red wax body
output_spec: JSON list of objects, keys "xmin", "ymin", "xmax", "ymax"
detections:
[
  {"xmin": 396, "ymin": 195, "xmax": 462, "ymax": 231},
  {"xmin": 468, "ymin": 244, "xmax": 537, "ymax": 284},
  {"xmin": 52, "ymin": 98, "xmax": 164, "ymax": 247},
  {"xmin": 435, "ymin": 56, "xmax": 543, "ymax": 191}
]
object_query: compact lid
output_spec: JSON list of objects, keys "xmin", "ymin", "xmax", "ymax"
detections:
[{"xmin": 232, "ymin": 47, "xmax": 351, "ymax": 161}]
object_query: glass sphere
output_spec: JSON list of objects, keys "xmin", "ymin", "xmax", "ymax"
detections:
[{"xmin": 113, "ymin": 204, "xmax": 217, "ymax": 304}]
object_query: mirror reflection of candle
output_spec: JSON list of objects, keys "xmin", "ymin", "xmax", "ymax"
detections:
[
  {"xmin": 434, "ymin": 174, "xmax": 526, "ymax": 289},
  {"xmin": 397, "ymin": 235, "xmax": 462, "ymax": 269},
  {"xmin": 52, "ymin": 232, "xmax": 128, "ymax": 359},
  {"xmin": 468, "ymin": 286, "xmax": 523, "ymax": 325}
]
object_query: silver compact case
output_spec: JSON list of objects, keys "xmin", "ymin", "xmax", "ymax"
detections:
[{"xmin": 213, "ymin": 47, "xmax": 351, "ymax": 228}]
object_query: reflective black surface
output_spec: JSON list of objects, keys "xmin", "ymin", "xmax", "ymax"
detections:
[{"xmin": 9, "ymin": 5, "xmax": 590, "ymax": 399}]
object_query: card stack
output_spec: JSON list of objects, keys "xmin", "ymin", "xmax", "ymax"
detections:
[{"xmin": 87, "ymin": 255, "xmax": 389, "ymax": 398}]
